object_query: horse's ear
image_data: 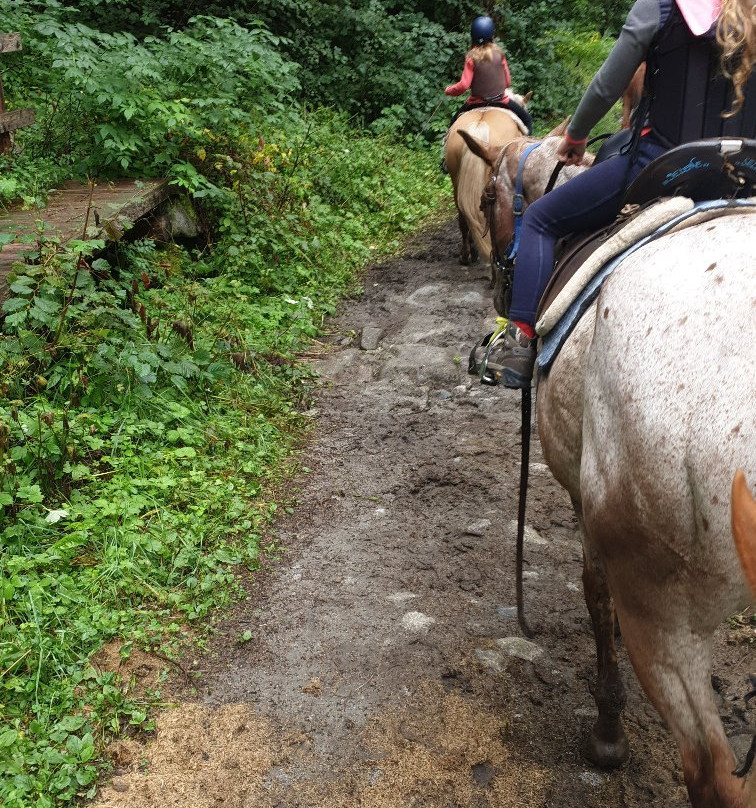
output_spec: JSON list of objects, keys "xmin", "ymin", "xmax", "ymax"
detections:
[
  {"xmin": 546, "ymin": 117, "xmax": 570, "ymax": 138},
  {"xmin": 523, "ymin": 91, "xmax": 533, "ymax": 105},
  {"xmin": 457, "ymin": 129, "xmax": 501, "ymax": 167}
]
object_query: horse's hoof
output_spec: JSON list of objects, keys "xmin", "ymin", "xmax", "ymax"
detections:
[{"xmin": 582, "ymin": 728, "xmax": 630, "ymax": 769}]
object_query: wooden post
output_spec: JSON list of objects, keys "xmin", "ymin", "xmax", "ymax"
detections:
[{"xmin": 0, "ymin": 33, "xmax": 35, "ymax": 153}]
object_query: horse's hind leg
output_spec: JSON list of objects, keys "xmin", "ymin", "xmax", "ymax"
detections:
[
  {"xmin": 457, "ymin": 212, "xmax": 478, "ymax": 265},
  {"xmin": 614, "ymin": 604, "xmax": 748, "ymax": 807},
  {"xmin": 580, "ymin": 532, "xmax": 630, "ymax": 768}
]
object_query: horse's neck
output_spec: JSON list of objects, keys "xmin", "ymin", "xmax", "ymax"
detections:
[{"xmin": 554, "ymin": 163, "xmax": 590, "ymax": 188}]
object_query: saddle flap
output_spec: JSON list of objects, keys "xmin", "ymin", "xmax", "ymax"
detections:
[{"xmin": 536, "ymin": 209, "xmax": 646, "ymax": 323}]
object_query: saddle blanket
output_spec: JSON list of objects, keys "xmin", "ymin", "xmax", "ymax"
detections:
[
  {"xmin": 444, "ymin": 106, "xmax": 529, "ymax": 143},
  {"xmin": 537, "ymin": 197, "xmax": 756, "ymax": 372},
  {"xmin": 488, "ymin": 107, "xmax": 529, "ymax": 137},
  {"xmin": 536, "ymin": 196, "xmax": 693, "ymax": 336}
]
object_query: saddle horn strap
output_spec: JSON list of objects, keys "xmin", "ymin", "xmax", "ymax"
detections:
[{"xmin": 508, "ymin": 142, "xmax": 542, "ymax": 260}]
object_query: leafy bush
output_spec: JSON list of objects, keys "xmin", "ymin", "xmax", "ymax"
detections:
[
  {"xmin": 0, "ymin": 1, "xmax": 299, "ymax": 201},
  {"xmin": 0, "ymin": 2, "xmax": 634, "ymax": 799},
  {"xmin": 3, "ymin": 0, "xmax": 633, "ymax": 157}
]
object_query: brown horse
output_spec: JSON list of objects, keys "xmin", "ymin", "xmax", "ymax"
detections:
[
  {"xmin": 443, "ymin": 93, "xmax": 531, "ymax": 265},
  {"xmin": 621, "ymin": 63, "xmax": 646, "ymax": 129},
  {"xmin": 469, "ymin": 134, "xmax": 756, "ymax": 807}
]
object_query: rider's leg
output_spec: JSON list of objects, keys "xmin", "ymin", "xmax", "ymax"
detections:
[
  {"xmin": 488, "ymin": 137, "xmax": 666, "ymax": 389},
  {"xmin": 508, "ymin": 137, "xmax": 665, "ymax": 328}
]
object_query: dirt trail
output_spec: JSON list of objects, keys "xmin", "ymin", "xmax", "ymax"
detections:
[{"xmin": 93, "ymin": 220, "xmax": 754, "ymax": 808}]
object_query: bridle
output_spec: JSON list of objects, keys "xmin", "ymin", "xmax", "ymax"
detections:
[{"xmin": 482, "ymin": 140, "xmax": 565, "ymax": 300}]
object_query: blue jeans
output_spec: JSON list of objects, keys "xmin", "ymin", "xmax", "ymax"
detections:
[{"xmin": 508, "ymin": 135, "xmax": 667, "ymax": 325}]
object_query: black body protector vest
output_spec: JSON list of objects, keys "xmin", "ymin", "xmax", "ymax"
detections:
[{"xmin": 646, "ymin": 0, "xmax": 756, "ymax": 147}]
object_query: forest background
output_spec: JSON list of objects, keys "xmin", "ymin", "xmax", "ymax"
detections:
[{"xmin": 0, "ymin": 1, "xmax": 628, "ymax": 806}]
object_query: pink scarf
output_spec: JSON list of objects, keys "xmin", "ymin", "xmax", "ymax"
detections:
[{"xmin": 676, "ymin": 0, "xmax": 721, "ymax": 35}]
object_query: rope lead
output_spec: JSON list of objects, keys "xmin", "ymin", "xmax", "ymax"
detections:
[{"xmin": 517, "ymin": 386, "xmax": 534, "ymax": 638}]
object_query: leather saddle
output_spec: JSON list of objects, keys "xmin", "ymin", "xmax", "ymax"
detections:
[{"xmin": 536, "ymin": 136, "xmax": 756, "ymax": 321}]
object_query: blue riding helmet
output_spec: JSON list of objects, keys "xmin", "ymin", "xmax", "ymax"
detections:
[{"xmin": 471, "ymin": 15, "xmax": 495, "ymax": 45}]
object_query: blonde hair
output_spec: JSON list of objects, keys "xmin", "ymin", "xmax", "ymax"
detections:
[
  {"xmin": 466, "ymin": 42, "xmax": 498, "ymax": 63},
  {"xmin": 716, "ymin": 0, "xmax": 756, "ymax": 114}
]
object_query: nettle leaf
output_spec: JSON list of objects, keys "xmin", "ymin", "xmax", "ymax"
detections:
[
  {"xmin": 4, "ymin": 310, "xmax": 29, "ymax": 327},
  {"xmin": 170, "ymin": 374, "xmax": 189, "ymax": 392},
  {"xmin": 2, "ymin": 296, "xmax": 29, "ymax": 313},
  {"xmin": 32, "ymin": 296, "xmax": 62, "ymax": 315},
  {"xmin": 8, "ymin": 278, "xmax": 34, "ymax": 295},
  {"xmin": 0, "ymin": 337, "xmax": 23, "ymax": 357},
  {"xmin": 29, "ymin": 307, "xmax": 59, "ymax": 328}
]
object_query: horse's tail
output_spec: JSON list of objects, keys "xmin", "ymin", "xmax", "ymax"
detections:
[{"xmin": 732, "ymin": 469, "xmax": 756, "ymax": 595}]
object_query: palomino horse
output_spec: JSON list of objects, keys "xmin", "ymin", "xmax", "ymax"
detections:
[
  {"xmin": 466, "ymin": 132, "xmax": 756, "ymax": 807},
  {"xmin": 443, "ymin": 92, "xmax": 531, "ymax": 265}
]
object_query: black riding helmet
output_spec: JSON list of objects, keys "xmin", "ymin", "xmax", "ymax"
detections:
[{"xmin": 471, "ymin": 15, "xmax": 495, "ymax": 45}]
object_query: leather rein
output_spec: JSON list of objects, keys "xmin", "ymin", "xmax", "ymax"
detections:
[
  {"xmin": 481, "ymin": 132, "xmax": 613, "ymax": 638},
  {"xmin": 480, "ymin": 139, "xmax": 565, "ymax": 638}
]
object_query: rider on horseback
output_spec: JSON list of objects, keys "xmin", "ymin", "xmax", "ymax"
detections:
[
  {"xmin": 482, "ymin": 0, "xmax": 756, "ymax": 389},
  {"xmin": 444, "ymin": 15, "xmax": 533, "ymax": 135}
]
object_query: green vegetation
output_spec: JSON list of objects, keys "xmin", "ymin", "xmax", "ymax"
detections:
[{"xmin": 0, "ymin": 0, "xmax": 631, "ymax": 804}]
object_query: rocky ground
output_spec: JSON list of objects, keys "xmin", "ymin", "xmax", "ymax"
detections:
[{"xmin": 92, "ymin": 219, "xmax": 754, "ymax": 808}]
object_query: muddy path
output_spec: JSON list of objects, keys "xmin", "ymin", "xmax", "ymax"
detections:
[{"xmin": 94, "ymin": 220, "xmax": 754, "ymax": 808}]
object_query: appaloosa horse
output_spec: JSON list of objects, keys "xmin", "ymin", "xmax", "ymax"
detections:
[
  {"xmin": 456, "ymin": 125, "xmax": 594, "ymax": 313},
  {"xmin": 467, "ymin": 132, "xmax": 756, "ymax": 807},
  {"xmin": 443, "ymin": 93, "xmax": 530, "ymax": 265}
]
